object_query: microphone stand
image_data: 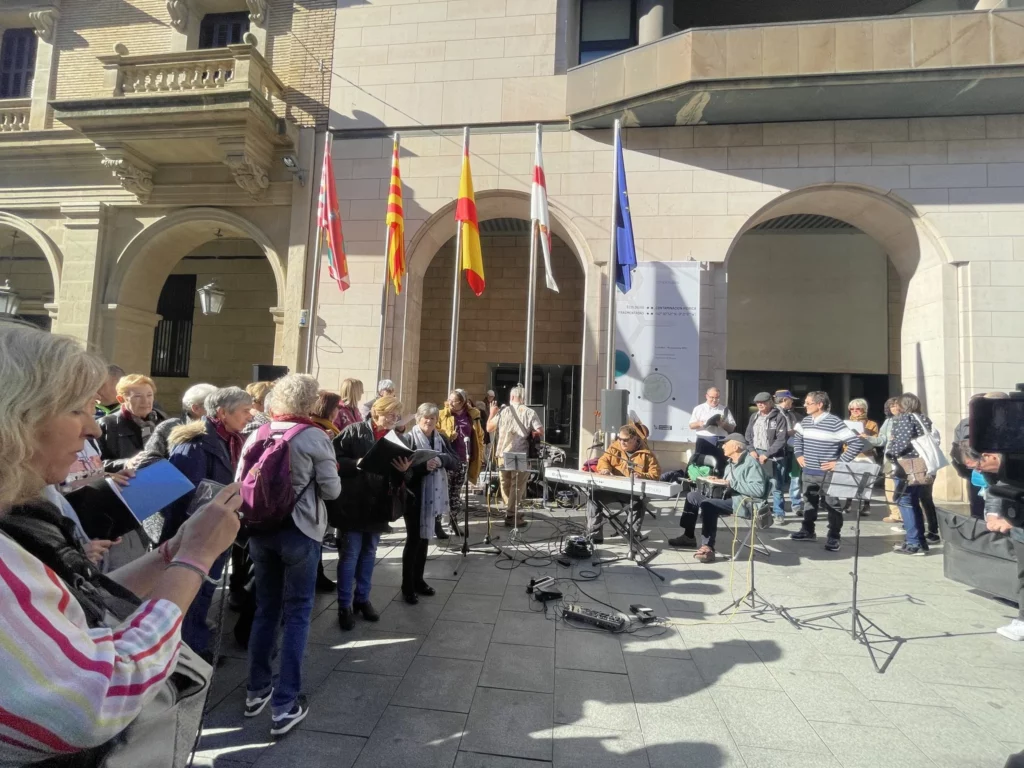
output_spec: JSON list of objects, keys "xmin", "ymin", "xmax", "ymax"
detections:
[{"xmin": 454, "ymin": 429, "xmax": 500, "ymax": 576}]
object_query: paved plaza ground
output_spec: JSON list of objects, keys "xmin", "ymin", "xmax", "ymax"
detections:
[{"xmin": 195, "ymin": 498, "xmax": 1024, "ymax": 768}]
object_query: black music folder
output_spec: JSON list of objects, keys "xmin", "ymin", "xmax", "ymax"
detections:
[{"xmin": 357, "ymin": 430, "xmax": 439, "ymax": 475}]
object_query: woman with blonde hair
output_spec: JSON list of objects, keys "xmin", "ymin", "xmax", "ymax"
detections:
[
  {"xmin": 244, "ymin": 380, "xmax": 275, "ymax": 435},
  {"xmin": 844, "ymin": 398, "xmax": 879, "ymax": 516},
  {"xmin": 333, "ymin": 377, "xmax": 364, "ymax": 431},
  {"xmin": 328, "ymin": 395, "xmax": 412, "ymax": 631},
  {"xmin": 438, "ymin": 389, "xmax": 485, "ymax": 539},
  {"xmin": 0, "ymin": 320, "xmax": 242, "ymax": 764}
]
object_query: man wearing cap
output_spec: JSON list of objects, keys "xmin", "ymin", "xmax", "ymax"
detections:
[
  {"xmin": 745, "ymin": 392, "xmax": 791, "ymax": 525},
  {"xmin": 774, "ymin": 390, "xmax": 803, "ymax": 520},
  {"xmin": 668, "ymin": 433, "xmax": 769, "ymax": 563}
]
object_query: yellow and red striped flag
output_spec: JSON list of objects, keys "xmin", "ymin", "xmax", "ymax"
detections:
[
  {"xmin": 456, "ymin": 136, "xmax": 485, "ymax": 296},
  {"xmin": 385, "ymin": 137, "xmax": 406, "ymax": 294}
]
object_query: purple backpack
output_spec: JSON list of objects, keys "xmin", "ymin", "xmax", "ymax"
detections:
[{"xmin": 239, "ymin": 423, "xmax": 312, "ymax": 532}]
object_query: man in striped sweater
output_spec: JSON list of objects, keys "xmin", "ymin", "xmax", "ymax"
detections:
[{"xmin": 791, "ymin": 391, "xmax": 865, "ymax": 551}]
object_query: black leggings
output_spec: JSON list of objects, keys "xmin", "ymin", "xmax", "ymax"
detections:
[
  {"xmin": 402, "ymin": 507, "xmax": 428, "ymax": 596},
  {"xmin": 919, "ymin": 484, "xmax": 938, "ymax": 535}
]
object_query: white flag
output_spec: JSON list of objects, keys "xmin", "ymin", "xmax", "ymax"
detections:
[{"xmin": 531, "ymin": 125, "xmax": 558, "ymax": 292}]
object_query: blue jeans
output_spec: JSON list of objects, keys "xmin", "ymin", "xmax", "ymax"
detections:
[
  {"xmin": 337, "ymin": 531, "xmax": 380, "ymax": 607},
  {"xmin": 769, "ymin": 457, "xmax": 802, "ymax": 517},
  {"xmin": 246, "ymin": 526, "xmax": 320, "ymax": 717},
  {"xmin": 180, "ymin": 547, "xmax": 228, "ymax": 658},
  {"xmin": 895, "ymin": 481, "xmax": 927, "ymax": 549}
]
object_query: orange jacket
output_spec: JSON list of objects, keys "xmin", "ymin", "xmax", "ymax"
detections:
[{"xmin": 597, "ymin": 444, "xmax": 661, "ymax": 480}]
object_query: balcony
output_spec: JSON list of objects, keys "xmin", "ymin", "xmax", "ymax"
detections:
[
  {"xmin": 0, "ymin": 99, "xmax": 31, "ymax": 133},
  {"xmin": 567, "ymin": 9, "xmax": 1024, "ymax": 128},
  {"xmin": 51, "ymin": 44, "xmax": 297, "ymax": 201}
]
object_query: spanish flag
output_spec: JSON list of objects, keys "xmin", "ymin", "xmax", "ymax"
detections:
[
  {"xmin": 455, "ymin": 137, "xmax": 485, "ymax": 296},
  {"xmin": 385, "ymin": 136, "xmax": 405, "ymax": 294}
]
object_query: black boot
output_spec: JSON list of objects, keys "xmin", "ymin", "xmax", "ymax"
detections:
[
  {"xmin": 337, "ymin": 607, "xmax": 355, "ymax": 631},
  {"xmin": 316, "ymin": 561, "xmax": 337, "ymax": 594},
  {"xmin": 353, "ymin": 601, "xmax": 380, "ymax": 622},
  {"xmin": 434, "ymin": 517, "xmax": 450, "ymax": 540}
]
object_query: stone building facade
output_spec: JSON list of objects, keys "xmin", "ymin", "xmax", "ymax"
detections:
[
  {"xmin": 322, "ymin": 0, "xmax": 1024, "ymax": 499},
  {"xmin": 0, "ymin": 0, "xmax": 335, "ymax": 407}
]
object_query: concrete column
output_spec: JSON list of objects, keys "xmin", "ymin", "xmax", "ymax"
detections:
[
  {"xmin": 53, "ymin": 203, "xmax": 107, "ymax": 350},
  {"xmin": 100, "ymin": 305, "xmax": 162, "ymax": 374},
  {"xmin": 638, "ymin": 0, "xmax": 672, "ymax": 45}
]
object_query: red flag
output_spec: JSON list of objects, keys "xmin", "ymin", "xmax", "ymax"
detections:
[{"xmin": 317, "ymin": 136, "xmax": 349, "ymax": 292}]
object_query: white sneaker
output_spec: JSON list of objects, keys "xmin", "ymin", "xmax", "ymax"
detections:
[
  {"xmin": 890, "ymin": 526, "xmax": 905, "ymax": 533},
  {"xmin": 995, "ymin": 619, "xmax": 1024, "ymax": 642}
]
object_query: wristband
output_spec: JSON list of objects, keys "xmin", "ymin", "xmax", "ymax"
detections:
[{"xmin": 170, "ymin": 557, "xmax": 217, "ymax": 585}]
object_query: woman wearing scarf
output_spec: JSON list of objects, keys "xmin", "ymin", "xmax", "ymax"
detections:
[
  {"xmin": 333, "ymin": 378, "xmax": 364, "ymax": 432},
  {"xmin": 159, "ymin": 386, "xmax": 253, "ymax": 660},
  {"xmin": 438, "ymin": 389, "xmax": 485, "ymax": 539},
  {"xmin": 403, "ymin": 403, "xmax": 458, "ymax": 603},
  {"xmin": 311, "ymin": 390, "xmax": 343, "ymax": 437},
  {"xmin": 97, "ymin": 373, "xmax": 165, "ymax": 471},
  {"xmin": 329, "ymin": 395, "xmax": 412, "ymax": 631}
]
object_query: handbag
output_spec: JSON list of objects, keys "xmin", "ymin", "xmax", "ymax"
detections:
[
  {"xmin": 910, "ymin": 414, "xmax": 948, "ymax": 476},
  {"xmin": 897, "ymin": 456, "xmax": 933, "ymax": 486}
]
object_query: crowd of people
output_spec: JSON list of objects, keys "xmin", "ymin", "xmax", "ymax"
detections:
[{"xmin": 0, "ymin": 316, "xmax": 1020, "ymax": 766}]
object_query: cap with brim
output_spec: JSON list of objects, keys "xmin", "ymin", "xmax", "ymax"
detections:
[
  {"xmin": 774, "ymin": 390, "xmax": 794, "ymax": 400},
  {"xmin": 723, "ymin": 432, "xmax": 747, "ymax": 446},
  {"xmin": 753, "ymin": 392, "xmax": 772, "ymax": 403}
]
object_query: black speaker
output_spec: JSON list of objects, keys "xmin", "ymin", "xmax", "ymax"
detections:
[
  {"xmin": 252, "ymin": 364, "xmax": 288, "ymax": 383},
  {"xmin": 601, "ymin": 389, "xmax": 629, "ymax": 433}
]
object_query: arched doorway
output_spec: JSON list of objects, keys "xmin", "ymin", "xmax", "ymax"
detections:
[
  {"xmin": 101, "ymin": 208, "xmax": 288, "ymax": 407},
  {"xmin": 0, "ymin": 213, "xmax": 60, "ymax": 330},
  {"xmin": 722, "ymin": 183, "xmax": 961, "ymax": 499},
  {"xmin": 392, "ymin": 190, "xmax": 597, "ymax": 462}
]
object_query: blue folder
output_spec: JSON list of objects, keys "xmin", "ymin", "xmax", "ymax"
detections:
[{"xmin": 107, "ymin": 459, "xmax": 194, "ymax": 523}]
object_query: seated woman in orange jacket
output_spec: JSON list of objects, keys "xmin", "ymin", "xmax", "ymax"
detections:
[{"xmin": 588, "ymin": 424, "xmax": 661, "ymax": 543}]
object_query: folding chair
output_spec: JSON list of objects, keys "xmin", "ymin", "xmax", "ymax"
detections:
[{"xmin": 724, "ymin": 495, "xmax": 773, "ymax": 558}]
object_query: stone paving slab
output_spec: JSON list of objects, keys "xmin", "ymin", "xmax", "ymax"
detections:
[{"xmin": 195, "ymin": 502, "xmax": 1024, "ymax": 768}]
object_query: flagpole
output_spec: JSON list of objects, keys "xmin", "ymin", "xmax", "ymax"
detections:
[
  {"xmin": 305, "ymin": 131, "xmax": 332, "ymax": 374},
  {"xmin": 375, "ymin": 133, "xmax": 400, "ymax": 387},
  {"xmin": 448, "ymin": 127, "xmax": 469, "ymax": 394},
  {"xmin": 604, "ymin": 119, "xmax": 621, "ymax": 392}
]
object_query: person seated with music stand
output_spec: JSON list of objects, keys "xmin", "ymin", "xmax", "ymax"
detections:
[
  {"xmin": 669, "ymin": 433, "xmax": 769, "ymax": 563},
  {"xmin": 586, "ymin": 424, "xmax": 661, "ymax": 544}
]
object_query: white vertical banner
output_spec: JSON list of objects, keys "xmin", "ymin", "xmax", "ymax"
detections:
[{"xmin": 614, "ymin": 262, "xmax": 701, "ymax": 443}]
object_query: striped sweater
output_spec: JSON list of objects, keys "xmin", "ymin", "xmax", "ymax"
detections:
[
  {"xmin": 0, "ymin": 533, "xmax": 183, "ymax": 765},
  {"xmin": 793, "ymin": 412, "xmax": 864, "ymax": 472}
]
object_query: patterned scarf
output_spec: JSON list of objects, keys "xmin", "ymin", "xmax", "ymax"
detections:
[
  {"xmin": 410, "ymin": 426, "xmax": 449, "ymax": 540},
  {"xmin": 120, "ymin": 405, "xmax": 158, "ymax": 442}
]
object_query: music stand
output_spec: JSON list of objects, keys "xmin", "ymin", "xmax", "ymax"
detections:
[
  {"xmin": 796, "ymin": 461, "xmax": 902, "ymax": 673},
  {"xmin": 718, "ymin": 495, "xmax": 790, "ymax": 621},
  {"xmin": 453, "ymin": 435, "xmax": 501, "ymax": 577}
]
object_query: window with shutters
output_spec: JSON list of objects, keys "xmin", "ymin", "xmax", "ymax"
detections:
[
  {"xmin": 0, "ymin": 28, "xmax": 37, "ymax": 99},
  {"xmin": 198, "ymin": 11, "xmax": 251, "ymax": 49},
  {"xmin": 151, "ymin": 275, "xmax": 197, "ymax": 378},
  {"xmin": 578, "ymin": 0, "xmax": 637, "ymax": 64}
]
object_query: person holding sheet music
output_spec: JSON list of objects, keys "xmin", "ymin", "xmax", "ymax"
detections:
[
  {"xmin": 330, "ymin": 395, "xmax": 413, "ymax": 631},
  {"xmin": 842, "ymin": 398, "xmax": 879, "ymax": 518},
  {"xmin": 402, "ymin": 403, "xmax": 458, "ymax": 603},
  {"xmin": 586, "ymin": 424, "xmax": 661, "ymax": 544}
]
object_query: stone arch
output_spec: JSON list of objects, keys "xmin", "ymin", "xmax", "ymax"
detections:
[
  {"xmin": 102, "ymin": 207, "xmax": 288, "ymax": 378},
  {"xmin": 391, "ymin": 189, "xmax": 598, "ymax": 457},
  {"xmin": 0, "ymin": 211, "xmax": 63, "ymax": 296},
  {"xmin": 722, "ymin": 182, "xmax": 961, "ymax": 498},
  {"xmin": 105, "ymin": 207, "xmax": 287, "ymax": 310}
]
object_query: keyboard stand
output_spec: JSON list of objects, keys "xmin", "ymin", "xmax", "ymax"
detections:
[{"xmin": 589, "ymin": 486, "xmax": 665, "ymax": 581}]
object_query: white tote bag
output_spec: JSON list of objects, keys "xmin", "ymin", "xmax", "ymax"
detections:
[{"xmin": 911, "ymin": 414, "xmax": 949, "ymax": 475}]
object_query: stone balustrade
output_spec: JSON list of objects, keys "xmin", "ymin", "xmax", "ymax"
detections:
[
  {"xmin": 100, "ymin": 44, "xmax": 284, "ymax": 108},
  {"xmin": 0, "ymin": 99, "xmax": 31, "ymax": 132}
]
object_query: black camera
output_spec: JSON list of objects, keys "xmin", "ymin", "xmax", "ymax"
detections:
[{"xmin": 969, "ymin": 384, "xmax": 1024, "ymax": 525}]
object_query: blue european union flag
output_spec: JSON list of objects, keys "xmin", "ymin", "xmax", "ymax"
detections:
[{"xmin": 614, "ymin": 131, "xmax": 637, "ymax": 293}]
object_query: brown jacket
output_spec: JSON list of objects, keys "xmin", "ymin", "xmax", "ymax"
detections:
[
  {"xmin": 597, "ymin": 444, "xmax": 661, "ymax": 480},
  {"xmin": 438, "ymin": 405, "xmax": 485, "ymax": 483}
]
